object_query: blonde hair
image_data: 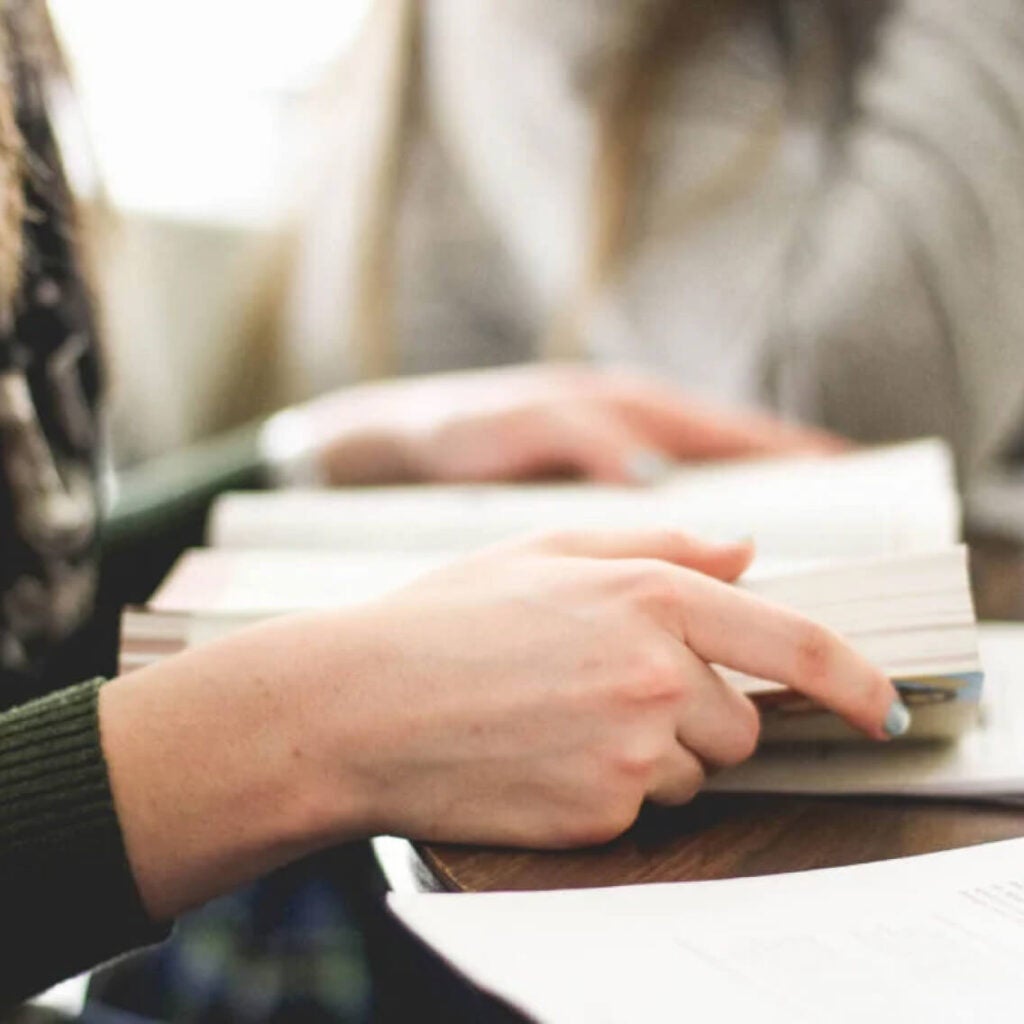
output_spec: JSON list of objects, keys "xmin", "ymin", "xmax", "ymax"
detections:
[
  {"xmin": 0, "ymin": 6, "xmax": 24, "ymax": 318},
  {"xmin": 211, "ymin": 0, "xmax": 421, "ymax": 425},
  {"xmin": 349, "ymin": 0, "xmax": 421, "ymax": 381},
  {"xmin": 0, "ymin": 0, "xmax": 98, "ymax": 321}
]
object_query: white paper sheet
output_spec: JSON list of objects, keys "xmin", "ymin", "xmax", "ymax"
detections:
[{"xmin": 390, "ymin": 836, "xmax": 1024, "ymax": 1023}]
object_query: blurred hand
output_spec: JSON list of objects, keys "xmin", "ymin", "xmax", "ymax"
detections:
[{"xmin": 289, "ymin": 364, "xmax": 847, "ymax": 485}]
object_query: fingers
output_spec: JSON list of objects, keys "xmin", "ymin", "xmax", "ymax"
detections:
[
  {"xmin": 518, "ymin": 406, "xmax": 663, "ymax": 485},
  {"xmin": 645, "ymin": 654, "xmax": 760, "ymax": 805},
  {"xmin": 646, "ymin": 743, "xmax": 707, "ymax": 806},
  {"xmin": 532, "ymin": 529, "xmax": 754, "ymax": 582},
  {"xmin": 667, "ymin": 569, "xmax": 902, "ymax": 741},
  {"xmin": 426, "ymin": 405, "xmax": 659, "ymax": 485},
  {"xmin": 602, "ymin": 374, "xmax": 848, "ymax": 459},
  {"xmin": 672, "ymin": 647, "xmax": 762, "ymax": 767}
]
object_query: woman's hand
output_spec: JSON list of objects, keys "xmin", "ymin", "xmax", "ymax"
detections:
[
  {"xmin": 100, "ymin": 531, "xmax": 902, "ymax": 920},
  {"xmin": 275, "ymin": 364, "xmax": 846, "ymax": 486}
]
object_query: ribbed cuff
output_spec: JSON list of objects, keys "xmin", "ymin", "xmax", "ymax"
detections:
[{"xmin": 0, "ymin": 679, "xmax": 171, "ymax": 1007}]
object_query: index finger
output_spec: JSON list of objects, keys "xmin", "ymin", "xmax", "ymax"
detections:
[{"xmin": 667, "ymin": 568, "xmax": 906, "ymax": 741}]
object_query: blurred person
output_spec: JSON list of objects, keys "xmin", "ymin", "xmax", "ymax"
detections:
[
  {"xmin": 273, "ymin": 0, "xmax": 1024, "ymax": 477},
  {"xmin": 0, "ymin": 2, "xmax": 900, "ymax": 1020}
]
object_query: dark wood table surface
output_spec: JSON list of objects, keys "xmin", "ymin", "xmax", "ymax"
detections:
[{"xmin": 412, "ymin": 536, "xmax": 1024, "ymax": 893}]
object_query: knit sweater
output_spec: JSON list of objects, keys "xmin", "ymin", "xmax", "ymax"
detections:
[{"xmin": 0, "ymin": 680, "xmax": 169, "ymax": 1007}]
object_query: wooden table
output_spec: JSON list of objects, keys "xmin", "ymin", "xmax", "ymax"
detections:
[{"xmin": 403, "ymin": 536, "xmax": 1024, "ymax": 894}]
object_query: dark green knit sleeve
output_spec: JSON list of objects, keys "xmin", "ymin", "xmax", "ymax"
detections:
[{"xmin": 0, "ymin": 679, "xmax": 170, "ymax": 1009}]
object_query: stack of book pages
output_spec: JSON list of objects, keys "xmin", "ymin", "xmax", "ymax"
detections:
[
  {"xmin": 135, "ymin": 545, "xmax": 982, "ymax": 744},
  {"xmin": 122, "ymin": 439, "xmax": 988, "ymax": 753}
]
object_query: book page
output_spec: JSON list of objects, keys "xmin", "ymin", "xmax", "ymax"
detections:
[{"xmin": 390, "ymin": 836, "xmax": 1024, "ymax": 1023}]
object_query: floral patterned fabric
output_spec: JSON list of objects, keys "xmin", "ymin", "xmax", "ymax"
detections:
[{"xmin": 0, "ymin": 3, "xmax": 104, "ymax": 712}]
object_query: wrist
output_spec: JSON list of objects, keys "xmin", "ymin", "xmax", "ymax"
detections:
[{"xmin": 98, "ymin": 627, "xmax": 359, "ymax": 919}]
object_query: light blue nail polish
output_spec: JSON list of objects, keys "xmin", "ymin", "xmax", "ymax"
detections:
[
  {"xmin": 627, "ymin": 451, "xmax": 673, "ymax": 484},
  {"xmin": 884, "ymin": 700, "xmax": 912, "ymax": 739}
]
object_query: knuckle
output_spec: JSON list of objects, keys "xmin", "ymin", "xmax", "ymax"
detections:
[
  {"xmin": 792, "ymin": 621, "xmax": 837, "ymax": 688},
  {"xmin": 610, "ymin": 741, "xmax": 661, "ymax": 784},
  {"xmin": 618, "ymin": 646, "xmax": 683, "ymax": 706},
  {"xmin": 620, "ymin": 563, "xmax": 678, "ymax": 613}
]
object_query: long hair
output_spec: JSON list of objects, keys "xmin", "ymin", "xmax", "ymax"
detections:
[
  {"xmin": 210, "ymin": 0, "xmax": 421, "ymax": 425},
  {"xmin": 315, "ymin": 0, "xmax": 893, "ymax": 380},
  {"xmin": 0, "ymin": 0, "xmax": 96, "ymax": 322},
  {"xmin": 0, "ymin": 6, "xmax": 24, "ymax": 318}
]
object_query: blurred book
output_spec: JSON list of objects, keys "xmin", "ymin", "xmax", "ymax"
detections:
[
  {"xmin": 207, "ymin": 440, "xmax": 959, "ymax": 560},
  {"xmin": 135, "ymin": 545, "xmax": 982, "ymax": 744}
]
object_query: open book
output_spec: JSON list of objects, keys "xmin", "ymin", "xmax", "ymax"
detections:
[
  {"xmin": 137, "ymin": 544, "xmax": 982, "ymax": 743},
  {"xmin": 208, "ymin": 440, "xmax": 959, "ymax": 560}
]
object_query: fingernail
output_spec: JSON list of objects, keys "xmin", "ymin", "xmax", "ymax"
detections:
[
  {"xmin": 883, "ymin": 700, "xmax": 912, "ymax": 739},
  {"xmin": 627, "ymin": 451, "xmax": 673, "ymax": 484}
]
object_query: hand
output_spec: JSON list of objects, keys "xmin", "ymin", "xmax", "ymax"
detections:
[
  {"xmin": 101, "ymin": 531, "xmax": 901, "ymax": 919},
  {"xmin": 307, "ymin": 530, "xmax": 900, "ymax": 847},
  {"xmin": 289, "ymin": 364, "xmax": 846, "ymax": 485}
]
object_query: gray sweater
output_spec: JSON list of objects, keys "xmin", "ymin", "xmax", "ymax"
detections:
[{"xmin": 284, "ymin": 0, "xmax": 1024, "ymax": 477}]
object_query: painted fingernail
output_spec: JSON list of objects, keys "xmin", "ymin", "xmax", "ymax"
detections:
[
  {"xmin": 627, "ymin": 451, "xmax": 673, "ymax": 484},
  {"xmin": 883, "ymin": 700, "xmax": 912, "ymax": 739}
]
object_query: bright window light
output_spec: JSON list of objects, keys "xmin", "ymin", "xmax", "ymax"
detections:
[{"xmin": 50, "ymin": 0, "xmax": 372, "ymax": 223}]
